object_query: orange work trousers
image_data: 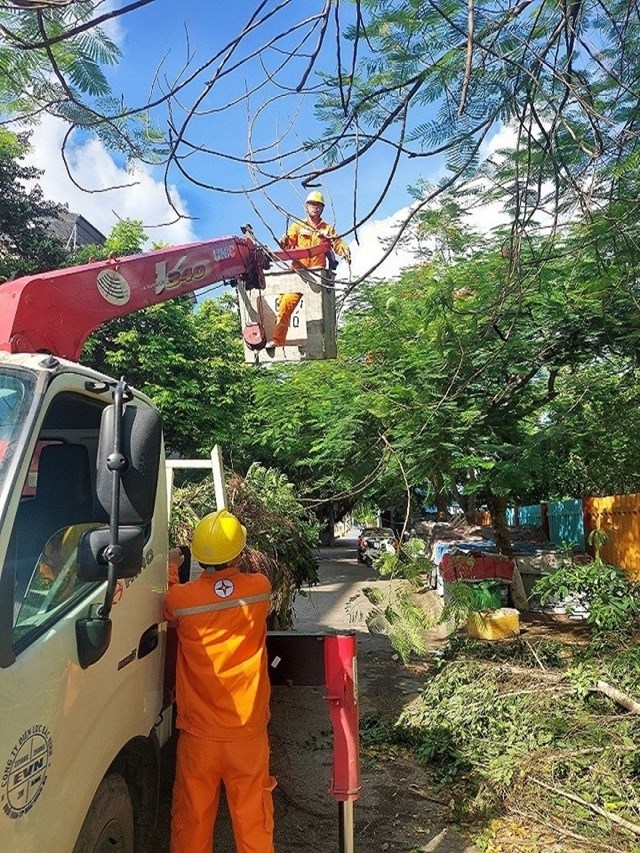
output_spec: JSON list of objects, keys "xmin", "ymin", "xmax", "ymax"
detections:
[
  {"xmin": 272, "ymin": 292, "xmax": 303, "ymax": 345},
  {"xmin": 171, "ymin": 728, "xmax": 276, "ymax": 853}
]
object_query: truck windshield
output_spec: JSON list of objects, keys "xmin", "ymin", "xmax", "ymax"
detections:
[{"xmin": 0, "ymin": 369, "xmax": 37, "ymax": 503}]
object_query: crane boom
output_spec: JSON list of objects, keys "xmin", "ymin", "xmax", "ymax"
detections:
[{"xmin": 0, "ymin": 236, "xmax": 266, "ymax": 361}]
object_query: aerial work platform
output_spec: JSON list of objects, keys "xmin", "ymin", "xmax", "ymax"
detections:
[{"xmin": 236, "ymin": 266, "xmax": 338, "ymax": 364}]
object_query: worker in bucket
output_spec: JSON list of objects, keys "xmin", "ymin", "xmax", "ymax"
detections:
[
  {"xmin": 165, "ymin": 510, "xmax": 275, "ymax": 853},
  {"xmin": 280, "ymin": 190, "xmax": 351, "ymax": 270}
]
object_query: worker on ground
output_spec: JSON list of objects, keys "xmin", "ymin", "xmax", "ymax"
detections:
[
  {"xmin": 280, "ymin": 190, "xmax": 351, "ymax": 270},
  {"xmin": 165, "ymin": 510, "xmax": 275, "ymax": 853}
]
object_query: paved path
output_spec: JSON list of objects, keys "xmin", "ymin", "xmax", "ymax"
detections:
[{"xmin": 293, "ymin": 536, "xmax": 388, "ymax": 631}]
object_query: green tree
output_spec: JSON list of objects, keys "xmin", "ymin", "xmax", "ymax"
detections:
[
  {"xmin": 0, "ymin": 129, "xmax": 68, "ymax": 280},
  {"xmin": 72, "ymin": 218, "xmax": 146, "ymax": 264},
  {"xmin": 246, "ymin": 193, "xmax": 640, "ymax": 549},
  {"xmin": 536, "ymin": 363, "xmax": 640, "ymax": 499},
  {"xmin": 250, "ymin": 356, "xmax": 405, "ymax": 535},
  {"xmin": 0, "ymin": 3, "xmax": 163, "ymax": 163},
  {"xmin": 337, "ymin": 221, "xmax": 640, "ymax": 548}
]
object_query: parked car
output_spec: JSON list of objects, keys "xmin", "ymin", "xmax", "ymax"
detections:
[{"xmin": 356, "ymin": 527, "xmax": 397, "ymax": 564}]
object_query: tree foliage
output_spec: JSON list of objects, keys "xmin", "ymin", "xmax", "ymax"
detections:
[
  {"xmin": 4, "ymin": 1, "xmax": 639, "ymax": 273},
  {"xmin": 0, "ymin": 1, "xmax": 163, "ymax": 162},
  {"xmin": 228, "ymin": 464, "xmax": 320, "ymax": 628},
  {"xmin": 250, "ymin": 358, "xmax": 394, "ymax": 525},
  {"xmin": 538, "ymin": 364, "xmax": 640, "ymax": 498},
  {"xmin": 0, "ymin": 128, "xmax": 68, "ymax": 280}
]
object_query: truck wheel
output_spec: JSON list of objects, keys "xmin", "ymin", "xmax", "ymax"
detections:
[{"xmin": 73, "ymin": 772, "xmax": 134, "ymax": 853}]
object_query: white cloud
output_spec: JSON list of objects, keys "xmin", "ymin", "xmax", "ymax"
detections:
[
  {"xmin": 343, "ymin": 124, "xmax": 523, "ymax": 280},
  {"xmin": 23, "ymin": 115, "xmax": 197, "ymax": 247},
  {"xmin": 479, "ymin": 122, "xmax": 518, "ymax": 162},
  {"xmin": 344, "ymin": 195, "xmax": 507, "ymax": 282},
  {"xmin": 346, "ymin": 204, "xmax": 419, "ymax": 281},
  {"xmin": 93, "ymin": 0, "xmax": 126, "ymax": 48}
]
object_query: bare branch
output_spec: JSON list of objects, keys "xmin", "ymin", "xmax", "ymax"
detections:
[{"xmin": 458, "ymin": 0, "xmax": 474, "ymax": 116}]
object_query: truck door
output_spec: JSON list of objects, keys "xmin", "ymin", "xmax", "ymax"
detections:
[{"xmin": 0, "ymin": 374, "xmax": 167, "ymax": 853}]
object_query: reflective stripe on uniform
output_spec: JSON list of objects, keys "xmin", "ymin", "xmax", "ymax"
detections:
[{"xmin": 173, "ymin": 592, "xmax": 271, "ymax": 617}]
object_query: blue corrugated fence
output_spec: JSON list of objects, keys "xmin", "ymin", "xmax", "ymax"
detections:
[
  {"xmin": 517, "ymin": 504, "xmax": 542, "ymax": 528},
  {"xmin": 547, "ymin": 499, "xmax": 585, "ymax": 549}
]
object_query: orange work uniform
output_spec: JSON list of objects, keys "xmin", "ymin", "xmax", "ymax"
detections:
[
  {"xmin": 165, "ymin": 564, "xmax": 275, "ymax": 853},
  {"xmin": 271, "ymin": 291, "xmax": 303, "ymax": 346},
  {"xmin": 283, "ymin": 217, "xmax": 350, "ymax": 269}
]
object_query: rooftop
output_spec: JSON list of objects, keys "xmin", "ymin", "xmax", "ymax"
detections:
[{"xmin": 47, "ymin": 212, "xmax": 106, "ymax": 250}]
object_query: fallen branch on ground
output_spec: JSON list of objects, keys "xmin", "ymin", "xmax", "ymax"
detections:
[
  {"xmin": 511, "ymin": 807, "xmax": 610, "ymax": 850},
  {"xmin": 530, "ymin": 776, "xmax": 640, "ymax": 837},
  {"xmin": 595, "ymin": 680, "xmax": 640, "ymax": 714}
]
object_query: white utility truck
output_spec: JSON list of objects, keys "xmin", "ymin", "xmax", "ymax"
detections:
[
  {"xmin": 0, "ymin": 237, "xmax": 276, "ymax": 852},
  {"xmin": 0, "ymin": 233, "xmax": 340, "ymax": 852}
]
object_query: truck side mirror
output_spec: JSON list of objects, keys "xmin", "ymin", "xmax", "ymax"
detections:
[
  {"xmin": 95, "ymin": 404, "xmax": 162, "ymax": 526},
  {"xmin": 77, "ymin": 526, "xmax": 145, "ymax": 582}
]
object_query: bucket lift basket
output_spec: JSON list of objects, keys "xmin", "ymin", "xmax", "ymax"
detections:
[{"xmin": 236, "ymin": 267, "xmax": 337, "ymax": 364}]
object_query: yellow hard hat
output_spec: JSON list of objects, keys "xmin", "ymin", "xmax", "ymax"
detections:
[
  {"xmin": 306, "ymin": 190, "xmax": 325, "ymax": 205},
  {"xmin": 191, "ymin": 509, "xmax": 247, "ymax": 565}
]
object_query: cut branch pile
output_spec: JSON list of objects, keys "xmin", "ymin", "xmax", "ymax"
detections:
[{"xmin": 396, "ymin": 636, "xmax": 640, "ymax": 851}]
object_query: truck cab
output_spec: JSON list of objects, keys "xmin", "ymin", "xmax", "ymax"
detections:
[{"xmin": 0, "ymin": 352, "xmax": 169, "ymax": 852}]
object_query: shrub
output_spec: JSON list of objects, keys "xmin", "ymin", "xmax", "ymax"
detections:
[
  {"xmin": 533, "ymin": 556, "xmax": 640, "ymax": 634},
  {"xmin": 169, "ymin": 463, "xmax": 319, "ymax": 627}
]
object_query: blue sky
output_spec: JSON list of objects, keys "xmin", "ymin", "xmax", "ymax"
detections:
[
  {"xmin": 110, "ymin": 2, "xmax": 431, "ymax": 232},
  {"xmin": 24, "ymin": 2, "xmax": 505, "ymax": 279}
]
